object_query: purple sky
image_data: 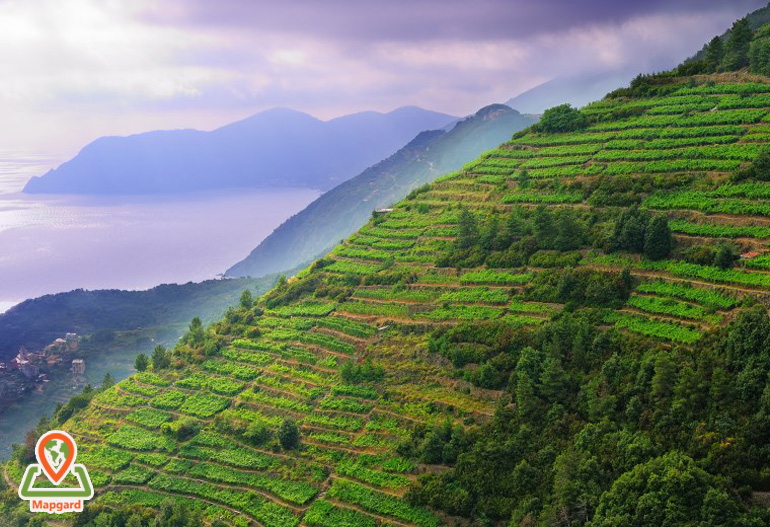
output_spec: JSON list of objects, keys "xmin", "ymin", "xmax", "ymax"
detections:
[{"xmin": 0, "ymin": 0, "xmax": 765, "ymax": 159}]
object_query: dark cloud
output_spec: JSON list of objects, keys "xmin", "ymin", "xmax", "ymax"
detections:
[{"xmin": 142, "ymin": 0, "xmax": 766, "ymax": 42}]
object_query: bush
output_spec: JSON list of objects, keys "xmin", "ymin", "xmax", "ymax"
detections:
[
  {"xmin": 161, "ymin": 417, "xmax": 200, "ymax": 441},
  {"xmin": 536, "ymin": 104, "xmax": 588, "ymax": 134},
  {"xmin": 278, "ymin": 418, "xmax": 300, "ymax": 450},
  {"xmin": 244, "ymin": 420, "xmax": 272, "ymax": 446}
]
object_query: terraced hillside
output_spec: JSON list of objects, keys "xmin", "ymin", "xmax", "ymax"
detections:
[{"xmin": 7, "ymin": 61, "xmax": 770, "ymax": 527}]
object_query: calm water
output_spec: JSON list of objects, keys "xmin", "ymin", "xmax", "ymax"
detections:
[
  {"xmin": 0, "ymin": 151, "xmax": 320, "ymax": 310},
  {"xmin": 0, "ymin": 151, "xmax": 321, "ymax": 458}
]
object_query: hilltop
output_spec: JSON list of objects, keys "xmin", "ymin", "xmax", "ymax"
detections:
[
  {"xmin": 226, "ymin": 104, "xmax": 536, "ymax": 278},
  {"xmin": 23, "ymin": 107, "xmax": 456, "ymax": 195},
  {"xmin": 6, "ymin": 14, "xmax": 770, "ymax": 527}
]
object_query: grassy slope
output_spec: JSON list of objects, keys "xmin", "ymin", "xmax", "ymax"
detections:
[{"xmin": 7, "ymin": 73, "xmax": 770, "ymax": 525}]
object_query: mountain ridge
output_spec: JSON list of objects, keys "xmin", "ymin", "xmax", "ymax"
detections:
[{"xmin": 23, "ymin": 106, "xmax": 457, "ymax": 195}]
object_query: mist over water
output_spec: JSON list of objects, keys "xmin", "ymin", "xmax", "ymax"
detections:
[{"xmin": 0, "ymin": 152, "xmax": 321, "ymax": 308}]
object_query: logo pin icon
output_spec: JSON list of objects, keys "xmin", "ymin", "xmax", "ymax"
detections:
[
  {"xmin": 36, "ymin": 430, "xmax": 77, "ymax": 486},
  {"xmin": 18, "ymin": 429, "xmax": 93, "ymax": 513}
]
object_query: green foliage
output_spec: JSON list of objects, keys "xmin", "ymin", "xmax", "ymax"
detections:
[
  {"xmin": 278, "ymin": 418, "xmax": 300, "ymax": 450},
  {"xmin": 239, "ymin": 289, "xmax": 254, "ymax": 309},
  {"xmin": 151, "ymin": 344, "xmax": 171, "ymax": 370},
  {"xmin": 336, "ymin": 458, "xmax": 411, "ymax": 489},
  {"xmin": 705, "ymin": 36, "xmax": 724, "ymax": 71},
  {"xmin": 627, "ymin": 295, "xmax": 718, "ymax": 322},
  {"xmin": 635, "ymin": 281, "xmax": 736, "ymax": 310},
  {"xmin": 328, "ymin": 479, "xmax": 439, "ymax": 527},
  {"xmin": 148, "ymin": 474, "xmax": 298, "ymax": 527},
  {"xmin": 668, "ymin": 218, "xmax": 770, "ymax": 238},
  {"xmin": 341, "ymin": 358, "xmax": 385, "ymax": 383},
  {"xmin": 606, "ymin": 312, "xmax": 701, "ymax": 344},
  {"xmin": 126, "ymin": 407, "xmax": 172, "ymax": 428},
  {"xmin": 723, "ymin": 17, "xmax": 752, "ymax": 70},
  {"xmin": 112, "ymin": 464, "xmax": 155, "ymax": 485},
  {"xmin": 150, "ymin": 389, "xmax": 186, "ymax": 410},
  {"xmin": 161, "ymin": 417, "xmax": 200, "ymax": 441},
  {"xmin": 134, "ymin": 353, "xmax": 149, "ymax": 372},
  {"xmin": 304, "ymin": 500, "xmax": 376, "ymax": 527},
  {"xmin": 591, "ymin": 452, "xmax": 741, "ymax": 527},
  {"xmin": 107, "ymin": 425, "xmax": 175, "ymax": 452},
  {"xmin": 179, "ymin": 392, "xmax": 230, "ymax": 418},
  {"xmin": 537, "ymin": 104, "xmax": 588, "ymax": 134},
  {"xmin": 460, "ymin": 270, "xmax": 533, "ymax": 285},
  {"xmin": 643, "ymin": 215, "xmax": 672, "ymax": 261}
]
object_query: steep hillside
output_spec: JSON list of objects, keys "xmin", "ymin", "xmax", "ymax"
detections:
[
  {"xmin": 23, "ymin": 107, "xmax": 455, "ymax": 194},
  {"xmin": 8, "ymin": 30, "xmax": 770, "ymax": 527},
  {"xmin": 226, "ymin": 105, "xmax": 536, "ymax": 278}
]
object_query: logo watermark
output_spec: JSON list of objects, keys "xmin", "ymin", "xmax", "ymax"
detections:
[{"xmin": 17, "ymin": 430, "xmax": 93, "ymax": 513}]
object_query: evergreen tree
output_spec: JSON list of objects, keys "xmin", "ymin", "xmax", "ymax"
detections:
[
  {"xmin": 723, "ymin": 17, "xmax": 752, "ymax": 70},
  {"xmin": 613, "ymin": 206, "xmax": 650, "ymax": 253},
  {"xmin": 134, "ymin": 353, "xmax": 149, "ymax": 372},
  {"xmin": 278, "ymin": 418, "xmax": 300, "ymax": 450},
  {"xmin": 750, "ymin": 35, "xmax": 770, "ymax": 75},
  {"xmin": 713, "ymin": 244, "xmax": 736, "ymax": 270},
  {"xmin": 100, "ymin": 373, "xmax": 114, "ymax": 390},
  {"xmin": 456, "ymin": 207, "xmax": 478, "ymax": 250},
  {"xmin": 532, "ymin": 205, "xmax": 556, "ymax": 248},
  {"xmin": 651, "ymin": 353, "xmax": 676, "ymax": 402},
  {"xmin": 480, "ymin": 214, "xmax": 500, "ymax": 251},
  {"xmin": 188, "ymin": 316, "xmax": 205, "ymax": 344},
  {"xmin": 239, "ymin": 289, "xmax": 253, "ymax": 309},
  {"xmin": 705, "ymin": 36, "xmax": 724, "ymax": 71},
  {"xmin": 151, "ymin": 344, "xmax": 170, "ymax": 370},
  {"xmin": 517, "ymin": 169, "xmax": 530, "ymax": 189},
  {"xmin": 643, "ymin": 215, "xmax": 672, "ymax": 260},
  {"xmin": 554, "ymin": 209, "xmax": 583, "ymax": 251}
]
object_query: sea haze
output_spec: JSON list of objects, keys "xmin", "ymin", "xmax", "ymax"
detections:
[{"xmin": 0, "ymin": 152, "xmax": 320, "ymax": 310}]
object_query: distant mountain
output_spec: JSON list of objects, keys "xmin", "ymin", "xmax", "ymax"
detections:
[
  {"xmin": 506, "ymin": 69, "xmax": 637, "ymax": 114},
  {"xmin": 225, "ymin": 104, "xmax": 536, "ymax": 278},
  {"xmin": 23, "ymin": 106, "xmax": 456, "ymax": 194}
]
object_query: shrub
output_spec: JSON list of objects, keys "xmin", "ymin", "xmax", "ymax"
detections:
[{"xmin": 537, "ymin": 104, "xmax": 588, "ymax": 133}]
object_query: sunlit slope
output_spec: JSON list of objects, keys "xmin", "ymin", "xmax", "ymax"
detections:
[{"xmin": 6, "ymin": 74, "xmax": 770, "ymax": 526}]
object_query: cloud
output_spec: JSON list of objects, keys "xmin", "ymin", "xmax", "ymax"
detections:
[
  {"xmin": 141, "ymin": 0, "xmax": 765, "ymax": 42},
  {"xmin": 0, "ymin": 0, "xmax": 766, "ymax": 156}
]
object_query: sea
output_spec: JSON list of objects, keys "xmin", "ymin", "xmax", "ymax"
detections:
[
  {"xmin": 0, "ymin": 151, "xmax": 321, "ymax": 311},
  {"xmin": 0, "ymin": 150, "xmax": 321, "ymax": 458}
]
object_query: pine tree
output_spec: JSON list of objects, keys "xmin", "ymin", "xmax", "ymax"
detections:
[
  {"xmin": 239, "ymin": 289, "xmax": 253, "ymax": 309},
  {"xmin": 705, "ymin": 36, "xmax": 724, "ymax": 71},
  {"xmin": 480, "ymin": 214, "xmax": 500, "ymax": 251},
  {"xmin": 100, "ymin": 373, "xmax": 114, "ymax": 390},
  {"xmin": 151, "ymin": 344, "xmax": 170, "ymax": 370},
  {"xmin": 134, "ymin": 353, "xmax": 149, "ymax": 372},
  {"xmin": 643, "ymin": 215, "xmax": 671, "ymax": 260},
  {"xmin": 278, "ymin": 418, "xmax": 300, "ymax": 450},
  {"xmin": 456, "ymin": 207, "xmax": 478, "ymax": 250},
  {"xmin": 723, "ymin": 17, "xmax": 752, "ymax": 70}
]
